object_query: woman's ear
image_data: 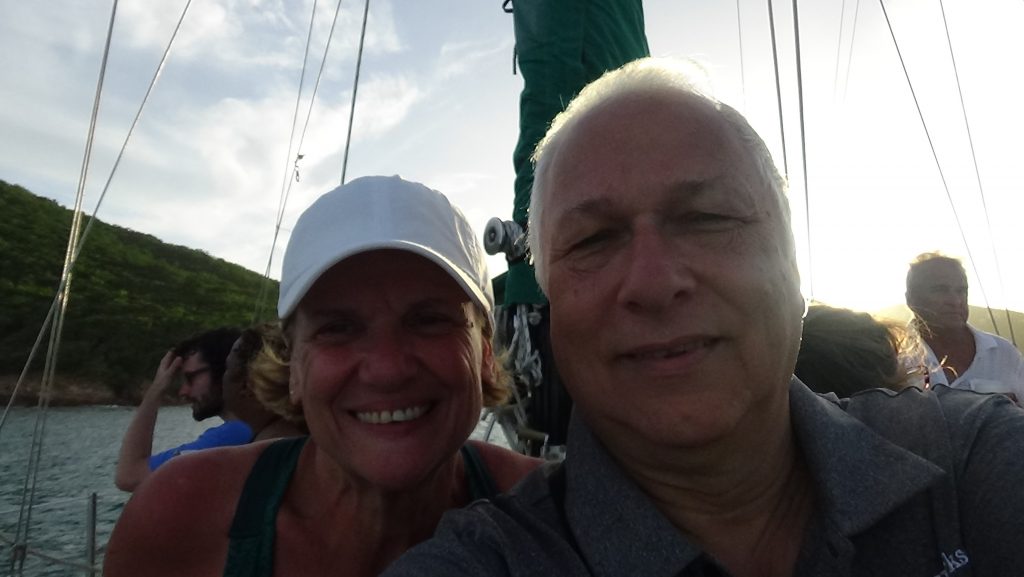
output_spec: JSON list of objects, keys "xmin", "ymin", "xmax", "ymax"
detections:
[
  {"xmin": 480, "ymin": 335, "xmax": 496, "ymax": 388},
  {"xmin": 288, "ymin": 369, "xmax": 303, "ymax": 405}
]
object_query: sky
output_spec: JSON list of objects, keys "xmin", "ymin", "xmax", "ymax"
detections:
[{"xmin": 2, "ymin": 0, "xmax": 1023, "ymax": 325}]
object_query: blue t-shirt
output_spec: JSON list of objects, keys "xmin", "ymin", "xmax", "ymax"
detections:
[{"xmin": 148, "ymin": 420, "xmax": 254, "ymax": 470}]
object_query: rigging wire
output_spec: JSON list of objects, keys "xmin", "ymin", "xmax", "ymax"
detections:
[
  {"xmin": 790, "ymin": 0, "xmax": 813, "ymax": 299},
  {"xmin": 253, "ymin": 0, "xmax": 348, "ymax": 322},
  {"xmin": 5, "ymin": 1, "xmax": 193, "ymax": 571},
  {"xmin": 832, "ymin": 0, "xmax": 847, "ymax": 99},
  {"xmin": 938, "ymin": 0, "xmax": 1017, "ymax": 346},
  {"xmin": 293, "ymin": 0, "xmax": 348, "ymax": 181},
  {"xmin": 735, "ymin": 0, "xmax": 747, "ymax": 111},
  {"xmin": 0, "ymin": 0, "xmax": 118, "ymax": 451},
  {"xmin": 765, "ymin": 0, "xmax": 791, "ymax": 180},
  {"xmin": 253, "ymin": 0, "xmax": 321, "ymax": 322},
  {"xmin": 340, "ymin": 0, "xmax": 372, "ymax": 186},
  {"xmin": 842, "ymin": 0, "xmax": 862, "ymax": 103},
  {"xmin": 0, "ymin": 0, "xmax": 114, "ymax": 437},
  {"xmin": 877, "ymin": 0, "xmax": 1000, "ymax": 332},
  {"xmin": 6, "ymin": 0, "xmax": 117, "ymax": 553},
  {"xmin": 2, "ymin": 0, "xmax": 192, "ymax": 430}
]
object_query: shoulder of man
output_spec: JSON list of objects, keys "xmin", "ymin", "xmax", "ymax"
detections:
[
  {"xmin": 384, "ymin": 462, "xmax": 586, "ymax": 577},
  {"xmin": 968, "ymin": 324, "xmax": 1023, "ymax": 356},
  {"xmin": 194, "ymin": 419, "xmax": 255, "ymax": 445},
  {"xmin": 836, "ymin": 385, "xmax": 1024, "ymax": 571},
  {"xmin": 836, "ymin": 386, "xmax": 1022, "ymax": 468},
  {"xmin": 148, "ymin": 420, "xmax": 254, "ymax": 470}
]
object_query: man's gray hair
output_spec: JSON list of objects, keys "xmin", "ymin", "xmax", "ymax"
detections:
[{"xmin": 527, "ymin": 57, "xmax": 791, "ymax": 293}]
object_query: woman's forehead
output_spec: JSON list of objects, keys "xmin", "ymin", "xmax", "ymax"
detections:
[{"xmin": 303, "ymin": 256, "xmax": 469, "ymax": 312}]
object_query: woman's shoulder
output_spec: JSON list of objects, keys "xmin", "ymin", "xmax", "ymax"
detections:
[
  {"xmin": 132, "ymin": 442, "xmax": 275, "ymax": 526},
  {"xmin": 156, "ymin": 439, "xmax": 274, "ymax": 488},
  {"xmin": 104, "ymin": 441, "xmax": 279, "ymax": 576},
  {"xmin": 467, "ymin": 440, "xmax": 544, "ymax": 493}
]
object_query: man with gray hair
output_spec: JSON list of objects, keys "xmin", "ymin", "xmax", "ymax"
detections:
[
  {"xmin": 384, "ymin": 57, "xmax": 1024, "ymax": 577},
  {"xmin": 906, "ymin": 252, "xmax": 1024, "ymax": 403}
]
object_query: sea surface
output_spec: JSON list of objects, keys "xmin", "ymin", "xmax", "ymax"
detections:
[
  {"xmin": 0, "ymin": 405, "xmax": 210, "ymax": 576},
  {"xmin": 0, "ymin": 405, "xmax": 510, "ymax": 576}
]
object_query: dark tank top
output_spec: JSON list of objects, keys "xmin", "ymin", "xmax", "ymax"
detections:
[{"xmin": 221, "ymin": 438, "xmax": 499, "ymax": 577}]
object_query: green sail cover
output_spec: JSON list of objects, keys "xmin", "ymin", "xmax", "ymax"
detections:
[{"xmin": 506, "ymin": 0, "xmax": 650, "ymax": 305}]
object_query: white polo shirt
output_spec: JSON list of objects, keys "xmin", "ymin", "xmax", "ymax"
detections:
[{"xmin": 923, "ymin": 323, "xmax": 1024, "ymax": 401}]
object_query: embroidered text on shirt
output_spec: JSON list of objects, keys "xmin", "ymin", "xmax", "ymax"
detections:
[{"xmin": 933, "ymin": 549, "xmax": 969, "ymax": 577}]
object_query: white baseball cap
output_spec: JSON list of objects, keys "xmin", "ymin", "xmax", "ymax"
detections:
[{"xmin": 278, "ymin": 175, "xmax": 493, "ymax": 319}]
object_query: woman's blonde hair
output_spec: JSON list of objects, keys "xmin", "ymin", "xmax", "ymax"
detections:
[
  {"xmin": 479, "ymin": 308, "xmax": 512, "ymax": 407},
  {"xmin": 248, "ymin": 322, "xmax": 307, "ymax": 429}
]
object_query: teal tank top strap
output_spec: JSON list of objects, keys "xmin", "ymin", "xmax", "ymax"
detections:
[
  {"xmin": 460, "ymin": 443, "xmax": 499, "ymax": 501},
  {"xmin": 222, "ymin": 436, "xmax": 308, "ymax": 577}
]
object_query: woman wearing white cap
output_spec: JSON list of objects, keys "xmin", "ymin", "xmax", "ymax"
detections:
[{"xmin": 105, "ymin": 176, "xmax": 542, "ymax": 577}]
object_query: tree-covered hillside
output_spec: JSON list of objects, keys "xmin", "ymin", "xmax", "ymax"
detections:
[{"xmin": 0, "ymin": 180, "xmax": 278, "ymax": 402}]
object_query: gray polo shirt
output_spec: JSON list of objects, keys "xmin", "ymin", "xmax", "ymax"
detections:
[{"xmin": 385, "ymin": 380, "xmax": 1024, "ymax": 577}]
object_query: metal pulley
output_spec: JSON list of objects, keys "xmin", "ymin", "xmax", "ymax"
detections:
[{"xmin": 483, "ymin": 217, "xmax": 528, "ymax": 262}]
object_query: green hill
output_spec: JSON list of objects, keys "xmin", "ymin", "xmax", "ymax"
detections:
[{"xmin": 0, "ymin": 180, "xmax": 279, "ymax": 403}]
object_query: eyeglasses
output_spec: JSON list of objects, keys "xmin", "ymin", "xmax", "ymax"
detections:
[{"xmin": 182, "ymin": 366, "xmax": 211, "ymax": 385}]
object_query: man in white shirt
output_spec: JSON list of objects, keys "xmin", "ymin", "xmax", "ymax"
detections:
[{"xmin": 906, "ymin": 252, "xmax": 1024, "ymax": 402}]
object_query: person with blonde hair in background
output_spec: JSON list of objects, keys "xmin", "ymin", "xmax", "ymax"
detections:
[
  {"xmin": 243, "ymin": 321, "xmax": 308, "ymax": 431},
  {"xmin": 221, "ymin": 324, "xmax": 306, "ymax": 440},
  {"xmin": 795, "ymin": 304, "xmax": 926, "ymax": 398}
]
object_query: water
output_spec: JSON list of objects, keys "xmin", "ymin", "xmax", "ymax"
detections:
[
  {"xmin": 0, "ymin": 406, "xmax": 215, "ymax": 576},
  {"xmin": 0, "ymin": 405, "xmax": 511, "ymax": 576}
]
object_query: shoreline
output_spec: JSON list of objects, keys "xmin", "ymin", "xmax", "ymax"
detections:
[{"xmin": 0, "ymin": 375, "xmax": 181, "ymax": 408}]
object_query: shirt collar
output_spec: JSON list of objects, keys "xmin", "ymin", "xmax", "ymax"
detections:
[
  {"xmin": 564, "ymin": 412, "xmax": 699, "ymax": 576},
  {"xmin": 966, "ymin": 323, "xmax": 997, "ymax": 352},
  {"xmin": 787, "ymin": 379, "xmax": 945, "ymax": 534},
  {"xmin": 561, "ymin": 380, "xmax": 945, "ymax": 576}
]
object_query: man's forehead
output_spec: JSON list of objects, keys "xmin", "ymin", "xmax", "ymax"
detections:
[
  {"xmin": 549, "ymin": 95, "xmax": 769, "ymax": 209},
  {"xmin": 916, "ymin": 260, "xmax": 966, "ymax": 280},
  {"xmin": 912, "ymin": 262, "xmax": 968, "ymax": 290},
  {"xmin": 554, "ymin": 178, "xmax": 730, "ymax": 219},
  {"xmin": 571, "ymin": 88, "xmax": 719, "ymax": 140}
]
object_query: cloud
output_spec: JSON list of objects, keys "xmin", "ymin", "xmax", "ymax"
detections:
[
  {"xmin": 84, "ymin": 66, "xmax": 426, "ymax": 275},
  {"xmin": 349, "ymin": 74, "xmax": 421, "ymax": 139},
  {"xmin": 113, "ymin": 0, "xmax": 402, "ymax": 74},
  {"xmin": 436, "ymin": 38, "xmax": 512, "ymax": 80}
]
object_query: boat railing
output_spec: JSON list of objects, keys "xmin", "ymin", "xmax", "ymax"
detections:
[{"xmin": 1, "ymin": 491, "xmax": 122, "ymax": 577}]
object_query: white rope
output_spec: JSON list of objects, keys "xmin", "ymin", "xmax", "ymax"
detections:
[
  {"xmin": 340, "ymin": 0, "xmax": 372, "ymax": 185},
  {"xmin": 509, "ymin": 304, "xmax": 543, "ymax": 388},
  {"xmin": 3, "ymin": 2, "xmax": 193, "ymax": 572},
  {"xmin": 253, "ymin": 0, "xmax": 321, "ymax": 321}
]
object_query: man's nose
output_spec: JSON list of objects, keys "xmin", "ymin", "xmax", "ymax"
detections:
[
  {"xmin": 616, "ymin": 226, "xmax": 695, "ymax": 312},
  {"xmin": 942, "ymin": 290, "xmax": 966, "ymax": 307}
]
